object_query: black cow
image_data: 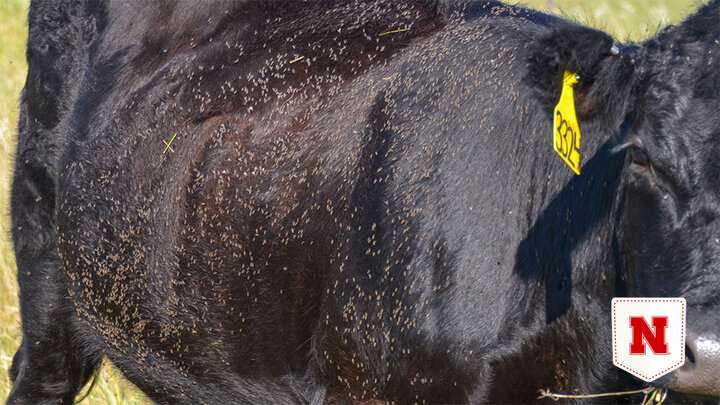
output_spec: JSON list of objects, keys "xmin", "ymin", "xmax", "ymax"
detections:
[{"xmin": 7, "ymin": 0, "xmax": 719, "ymax": 403}]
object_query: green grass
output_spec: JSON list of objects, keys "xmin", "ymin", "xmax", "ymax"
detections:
[
  {"xmin": 524, "ymin": 0, "xmax": 705, "ymax": 41},
  {"xmin": 0, "ymin": 0, "xmax": 705, "ymax": 403},
  {"xmin": 0, "ymin": 0, "xmax": 27, "ymax": 401}
]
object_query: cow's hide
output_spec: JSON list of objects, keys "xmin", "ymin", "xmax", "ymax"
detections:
[{"xmin": 7, "ymin": 0, "xmax": 720, "ymax": 404}]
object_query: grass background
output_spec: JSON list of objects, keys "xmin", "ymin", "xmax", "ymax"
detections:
[{"xmin": 0, "ymin": 0, "xmax": 707, "ymax": 403}]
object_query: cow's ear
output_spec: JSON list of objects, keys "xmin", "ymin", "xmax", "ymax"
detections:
[{"xmin": 527, "ymin": 24, "xmax": 623, "ymax": 120}]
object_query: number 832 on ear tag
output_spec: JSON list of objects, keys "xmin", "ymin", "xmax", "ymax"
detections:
[{"xmin": 553, "ymin": 70, "xmax": 582, "ymax": 175}]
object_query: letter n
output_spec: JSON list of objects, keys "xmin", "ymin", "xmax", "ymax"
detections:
[{"xmin": 629, "ymin": 316, "xmax": 669, "ymax": 355}]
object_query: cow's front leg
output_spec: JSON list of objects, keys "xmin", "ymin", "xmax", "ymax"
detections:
[{"xmin": 7, "ymin": 151, "xmax": 100, "ymax": 404}]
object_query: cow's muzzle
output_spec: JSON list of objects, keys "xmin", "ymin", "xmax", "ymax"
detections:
[{"xmin": 670, "ymin": 331, "xmax": 720, "ymax": 397}]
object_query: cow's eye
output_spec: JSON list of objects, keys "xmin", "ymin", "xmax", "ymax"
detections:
[{"xmin": 630, "ymin": 146, "xmax": 649, "ymax": 167}]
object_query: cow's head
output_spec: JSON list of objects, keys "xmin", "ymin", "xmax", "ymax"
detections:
[{"xmin": 529, "ymin": 0, "xmax": 719, "ymax": 398}]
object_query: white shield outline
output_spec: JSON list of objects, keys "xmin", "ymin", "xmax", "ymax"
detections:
[{"xmin": 611, "ymin": 298, "xmax": 686, "ymax": 382}]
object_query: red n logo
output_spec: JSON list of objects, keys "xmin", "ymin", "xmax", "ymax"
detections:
[{"xmin": 629, "ymin": 316, "xmax": 669, "ymax": 355}]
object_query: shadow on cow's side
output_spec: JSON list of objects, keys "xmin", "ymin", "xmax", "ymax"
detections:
[{"xmin": 513, "ymin": 135, "xmax": 626, "ymax": 322}]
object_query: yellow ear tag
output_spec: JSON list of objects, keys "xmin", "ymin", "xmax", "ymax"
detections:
[{"xmin": 553, "ymin": 71, "xmax": 582, "ymax": 175}]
